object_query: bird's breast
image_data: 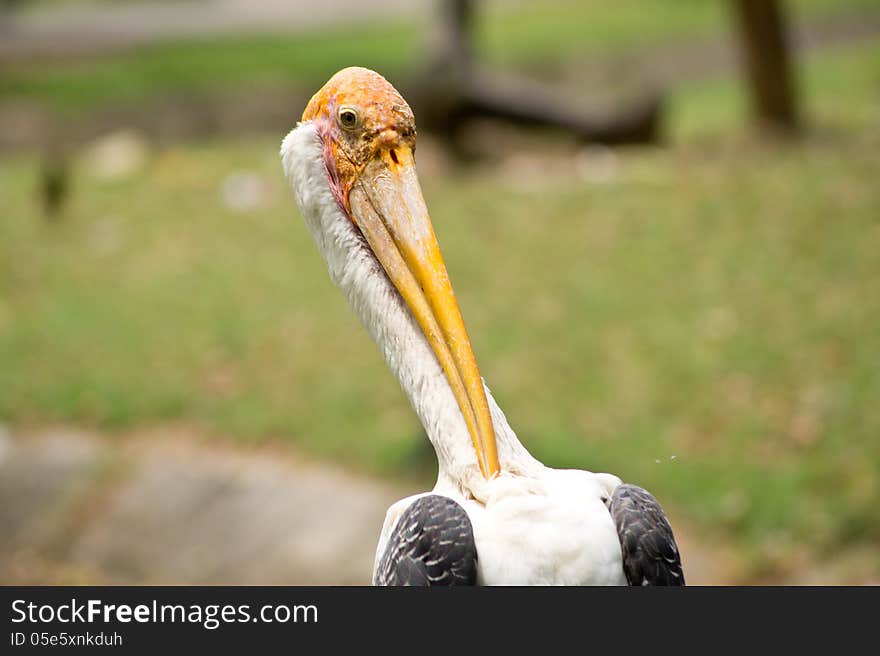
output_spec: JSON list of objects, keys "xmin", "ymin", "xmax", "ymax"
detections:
[{"xmin": 461, "ymin": 469, "xmax": 628, "ymax": 585}]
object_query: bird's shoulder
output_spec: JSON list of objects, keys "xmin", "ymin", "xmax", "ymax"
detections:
[
  {"xmin": 609, "ymin": 483, "xmax": 685, "ymax": 586},
  {"xmin": 373, "ymin": 494, "xmax": 477, "ymax": 586}
]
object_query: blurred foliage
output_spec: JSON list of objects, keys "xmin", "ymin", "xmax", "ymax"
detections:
[{"xmin": 1, "ymin": 0, "xmax": 877, "ymax": 116}]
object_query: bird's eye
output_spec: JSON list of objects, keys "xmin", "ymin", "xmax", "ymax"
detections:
[{"xmin": 338, "ymin": 107, "xmax": 360, "ymax": 130}]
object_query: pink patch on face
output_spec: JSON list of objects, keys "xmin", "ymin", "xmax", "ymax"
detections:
[{"xmin": 314, "ymin": 116, "xmax": 348, "ymax": 215}]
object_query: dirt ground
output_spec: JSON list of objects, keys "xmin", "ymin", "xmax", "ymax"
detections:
[
  {"xmin": 0, "ymin": 425, "xmax": 404, "ymax": 585},
  {"xmin": 3, "ymin": 425, "xmax": 877, "ymax": 585},
  {"xmin": 0, "ymin": 424, "xmax": 741, "ymax": 586}
]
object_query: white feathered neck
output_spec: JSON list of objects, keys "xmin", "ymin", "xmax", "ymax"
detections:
[{"xmin": 281, "ymin": 122, "xmax": 541, "ymax": 496}]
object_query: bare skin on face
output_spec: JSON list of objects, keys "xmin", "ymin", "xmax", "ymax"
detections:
[{"xmin": 302, "ymin": 67, "xmax": 417, "ymax": 214}]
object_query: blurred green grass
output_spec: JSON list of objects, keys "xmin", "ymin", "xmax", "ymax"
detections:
[
  {"xmin": 2, "ymin": 0, "xmax": 877, "ymax": 115},
  {"xmin": 1, "ymin": 3, "xmax": 879, "ymax": 579}
]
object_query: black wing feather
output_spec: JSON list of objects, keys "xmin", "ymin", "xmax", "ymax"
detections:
[
  {"xmin": 374, "ymin": 494, "xmax": 477, "ymax": 586},
  {"xmin": 609, "ymin": 484, "xmax": 685, "ymax": 586}
]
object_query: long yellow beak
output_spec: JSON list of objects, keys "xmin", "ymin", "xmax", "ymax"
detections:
[{"xmin": 347, "ymin": 145, "xmax": 500, "ymax": 479}]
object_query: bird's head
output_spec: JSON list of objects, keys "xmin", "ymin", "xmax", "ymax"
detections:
[
  {"xmin": 301, "ymin": 66, "xmax": 416, "ymax": 212},
  {"xmin": 300, "ymin": 67, "xmax": 499, "ymax": 480}
]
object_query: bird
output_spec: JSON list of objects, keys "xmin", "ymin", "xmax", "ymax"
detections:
[{"xmin": 281, "ymin": 67, "xmax": 684, "ymax": 586}]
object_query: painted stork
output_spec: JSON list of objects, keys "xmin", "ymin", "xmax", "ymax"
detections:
[{"xmin": 281, "ymin": 67, "xmax": 684, "ymax": 586}]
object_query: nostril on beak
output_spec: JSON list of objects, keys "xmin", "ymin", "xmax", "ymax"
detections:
[{"xmin": 389, "ymin": 149, "xmax": 399, "ymax": 165}]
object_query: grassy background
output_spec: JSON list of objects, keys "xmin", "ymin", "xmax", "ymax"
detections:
[
  {"xmin": 3, "ymin": 0, "xmax": 877, "ymax": 115},
  {"xmin": 2, "ymin": 1, "xmax": 879, "ymax": 579}
]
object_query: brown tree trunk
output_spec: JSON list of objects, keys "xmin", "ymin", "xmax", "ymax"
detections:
[
  {"xmin": 438, "ymin": 0, "xmax": 474, "ymax": 69},
  {"xmin": 732, "ymin": 0, "xmax": 800, "ymax": 133}
]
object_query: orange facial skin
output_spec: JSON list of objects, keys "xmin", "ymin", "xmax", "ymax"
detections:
[{"xmin": 302, "ymin": 67, "xmax": 417, "ymax": 216}]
